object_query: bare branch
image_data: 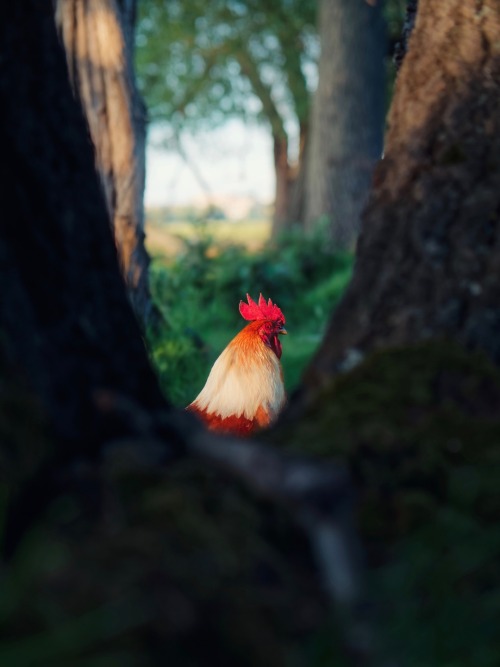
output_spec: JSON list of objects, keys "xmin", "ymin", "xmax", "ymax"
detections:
[{"xmin": 234, "ymin": 48, "xmax": 288, "ymax": 141}]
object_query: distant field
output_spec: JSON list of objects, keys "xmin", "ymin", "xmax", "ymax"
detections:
[{"xmin": 145, "ymin": 218, "xmax": 271, "ymax": 258}]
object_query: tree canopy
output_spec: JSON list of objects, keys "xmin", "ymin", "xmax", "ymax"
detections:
[
  {"xmin": 136, "ymin": 0, "xmax": 407, "ymax": 235},
  {"xmin": 136, "ymin": 0, "xmax": 317, "ymax": 145}
]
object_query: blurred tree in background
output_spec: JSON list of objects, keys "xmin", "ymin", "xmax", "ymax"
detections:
[
  {"xmin": 136, "ymin": 0, "xmax": 405, "ymax": 243},
  {"xmin": 304, "ymin": 0, "xmax": 386, "ymax": 248},
  {"xmin": 302, "ymin": 0, "xmax": 500, "ymax": 389},
  {"xmin": 136, "ymin": 0, "xmax": 316, "ymax": 233}
]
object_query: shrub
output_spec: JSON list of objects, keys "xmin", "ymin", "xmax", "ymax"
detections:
[{"xmin": 147, "ymin": 223, "xmax": 353, "ymax": 405}]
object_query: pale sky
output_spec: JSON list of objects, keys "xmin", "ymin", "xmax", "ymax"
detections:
[{"xmin": 145, "ymin": 119, "xmax": 275, "ymax": 208}]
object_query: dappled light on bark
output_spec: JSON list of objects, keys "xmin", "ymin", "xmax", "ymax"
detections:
[{"xmin": 56, "ymin": 0, "xmax": 157, "ymax": 326}]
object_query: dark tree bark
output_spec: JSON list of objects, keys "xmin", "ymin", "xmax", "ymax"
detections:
[
  {"xmin": 55, "ymin": 0, "xmax": 158, "ymax": 327},
  {"xmin": 302, "ymin": 0, "xmax": 500, "ymax": 390},
  {"xmin": 304, "ymin": 0, "xmax": 386, "ymax": 249},
  {"xmin": 0, "ymin": 5, "xmax": 373, "ymax": 665},
  {"xmin": 0, "ymin": 4, "xmax": 165, "ymax": 458}
]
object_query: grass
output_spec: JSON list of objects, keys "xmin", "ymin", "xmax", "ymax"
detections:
[
  {"xmin": 145, "ymin": 217, "xmax": 353, "ymax": 407},
  {"xmin": 146, "ymin": 218, "xmax": 270, "ymax": 258}
]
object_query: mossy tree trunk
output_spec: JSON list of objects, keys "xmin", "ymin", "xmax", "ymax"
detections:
[
  {"xmin": 276, "ymin": 8, "xmax": 500, "ymax": 659},
  {"xmin": 55, "ymin": 0, "xmax": 157, "ymax": 327},
  {"xmin": 302, "ymin": 0, "xmax": 500, "ymax": 393}
]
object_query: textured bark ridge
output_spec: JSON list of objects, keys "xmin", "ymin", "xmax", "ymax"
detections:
[
  {"xmin": 304, "ymin": 0, "xmax": 500, "ymax": 389},
  {"xmin": 56, "ymin": 0, "xmax": 157, "ymax": 326}
]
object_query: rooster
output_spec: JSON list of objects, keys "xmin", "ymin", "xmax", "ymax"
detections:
[{"xmin": 187, "ymin": 294, "xmax": 287, "ymax": 436}]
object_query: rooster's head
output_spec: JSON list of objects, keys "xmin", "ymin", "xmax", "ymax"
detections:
[{"xmin": 239, "ymin": 293, "xmax": 287, "ymax": 358}]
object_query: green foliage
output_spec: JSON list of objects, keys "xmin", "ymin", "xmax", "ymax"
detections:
[
  {"xmin": 136, "ymin": 0, "xmax": 408, "ymax": 137},
  {"xmin": 147, "ymin": 223, "xmax": 353, "ymax": 406},
  {"xmin": 136, "ymin": 0, "xmax": 317, "ymax": 137}
]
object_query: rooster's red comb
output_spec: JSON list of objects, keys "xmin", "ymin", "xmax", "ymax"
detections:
[{"xmin": 239, "ymin": 293, "xmax": 285, "ymax": 325}]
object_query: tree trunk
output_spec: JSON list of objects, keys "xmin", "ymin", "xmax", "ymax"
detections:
[
  {"xmin": 302, "ymin": 0, "xmax": 500, "ymax": 391},
  {"xmin": 271, "ymin": 134, "xmax": 292, "ymax": 236},
  {"xmin": 304, "ymin": 0, "xmax": 386, "ymax": 249},
  {"xmin": 0, "ymin": 5, "xmax": 371, "ymax": 665},
  {"xmin": 236, "ymin": 48, "xmax": 298, "ymax": 237},
  {"xmin": 55, "ymin": 0, "xmax": 157, "ymax": 327},
  {"xmin": 272, "ymin": 123, "xmax": 310, "ymax": 237},
  {"xmin": 275, "ymin": 8, "xmax": 500, "ymax": 659},
  {"xmin": 0, "ymin": 5, "xmax": 165, "ymax": 458},
  {"xmin": 283, "ymin": 122, "xmax": 309, "ymax": 229}
]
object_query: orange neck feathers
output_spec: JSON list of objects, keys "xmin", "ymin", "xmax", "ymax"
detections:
[{"xmin": 187, "ymin": 320, "xmax": 286, "ymax": 436}]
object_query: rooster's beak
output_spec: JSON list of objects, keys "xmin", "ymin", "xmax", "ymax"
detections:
[{"xmin": 279, "ymin": 328, "xmax": 287, "ymax": 335}]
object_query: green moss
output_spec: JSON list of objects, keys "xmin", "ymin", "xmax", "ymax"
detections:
[
  {"xmin": 110, "ymin": 461, "xmax": 323, "ymax": 664},
  {"xmin": 275, "ymin": 341, "xmax": 500, "ymax": 535},
  {"xmin": 273, "ymin": 341, "xmax": 500, "ymax": 665},
  {"xmin": 0, "ymin": 457, "xmax": 326, "ymax": 667}
]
